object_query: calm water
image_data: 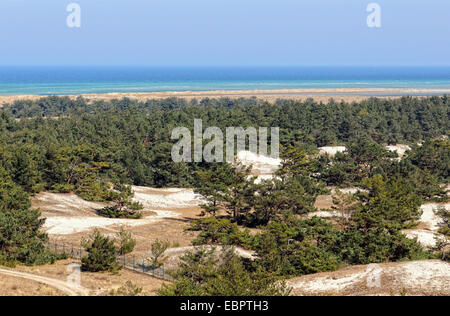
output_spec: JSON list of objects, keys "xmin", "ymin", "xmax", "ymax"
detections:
[{"xmin": 0, "ymin": 66, "xmax": 450, "ymax": 96}]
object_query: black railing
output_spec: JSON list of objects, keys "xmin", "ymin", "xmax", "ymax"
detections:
[{"xmin": 48, "ymin": 242, "xmax": 173, "ymax": 281}]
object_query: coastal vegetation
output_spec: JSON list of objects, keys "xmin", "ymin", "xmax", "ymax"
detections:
[{"xmin": 0, "ymin": 95, "xmax": 448, "ymax": 294}]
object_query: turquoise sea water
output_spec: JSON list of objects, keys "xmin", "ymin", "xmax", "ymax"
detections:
[{"xmin": 0, "ymin": 66, "xmax": 450, "ymax": 96}]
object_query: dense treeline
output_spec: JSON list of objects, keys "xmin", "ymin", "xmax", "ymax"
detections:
[
  {"xmin": 1, "ymin": 96, "xmax": 449, "ymax": 192},
  {"xmin": 5, "ymin": 96, "xmax": 449, "ymax": 145}
]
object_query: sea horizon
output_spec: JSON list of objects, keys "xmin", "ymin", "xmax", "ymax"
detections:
[{"xmin": 1, "ymin": 66, "xmax": 450, "ymax": 96}]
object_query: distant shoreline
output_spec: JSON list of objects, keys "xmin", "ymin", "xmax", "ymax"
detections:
[{"xmin": 1, "ymin": 88, "xmax": 449, "ymax": 105}]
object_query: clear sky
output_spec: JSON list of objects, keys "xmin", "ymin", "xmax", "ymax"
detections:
[{"xmin": 1, "ymin": 0, "xmax": 449, "ymax": 66}]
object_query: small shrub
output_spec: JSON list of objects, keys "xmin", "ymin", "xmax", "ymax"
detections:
[
  {"xmin": 109, "ymin": 281, "xmax": 143, "ymax": 296},
  {"xmin": 50, "ymin": 183, "xmax": 75, "ymax": 193},
  {"xmin": 128, "ymin": 201, "xmax": 144, "ymax": 211},
  {"xmin": 149, "ymin": 239, "xmax": 170, "ymax": 268},
  {"xmin": 97, "ymin": 206, "xmax": 142, "ymax": 219},
  {"xmin": 116, "ymin": 227, "xmax": 136, "ymax": 255},
  {"xmin": 437, "ymin": 208, "xmax": 449, "ymax": 237}
]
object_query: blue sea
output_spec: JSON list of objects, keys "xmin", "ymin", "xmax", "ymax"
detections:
[{"xmin": 0, "ymin": 66, "xmax": 450, "ymax": 96}]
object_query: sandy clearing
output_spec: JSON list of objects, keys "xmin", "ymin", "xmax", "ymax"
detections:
[
  {"xmin": 43, "ymin": 210, "xmax": 179, "ymax": 235},
  {"xmin": 403, "ymin": 230, "xmax": 445, "ymax": 248},
  {"xmin": 306, "ymin": 210, "xmax": 341, "ymax": 219},
  {"xmin": 314, "ymin": 187, "xmax": 367, "ymax": 211},
  {"xmin": 287, "ymin": 260, "xmax": 450, "ymax": 296},
  {"xmin": 35, "ymin": 191, "xmax": 185, "ymax": 235},
  {"xmin": 0, "ymin": 268, "xmax": 90, "ymax": 296},
  {"xmin": 236, "ymin": 150, "xmax": 281, "ymax": 175},
  {"xmin": 162, "ymin": 246, "xmax": 256, "ymax": 269},
  {"xmin": 33, "ymin": 193, "xmax": 106, "ymax": 216},
  {"xmin": 335, "ymin": 187, "xmax": 368, "ymax": 195},
  {"xmin": 164, "ymin": 245, "xmax": 255, "ymax": 259},
  {"xmin": 253, "ymin": 174, "xmax": 278, "ymax": 184},
  {"xmin": 132, "ymin": 186, "xmax": 202, "ymax": 209},
  {"xmin": 385, "ymin": 144, "xmax": 411, "ymax": 157},
  {"xmin": 403, "ymin": 203, "xmax": 449, "ymax": 248},
  {"xmin": 419, "ymin": 203, "xmax": 449, "ymax": 231},
  {"xmin": 318, "ymin": 146, "xmax": 347, "ymax": 157}
]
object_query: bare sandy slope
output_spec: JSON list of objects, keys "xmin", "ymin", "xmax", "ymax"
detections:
[
  {"xmin": 403, "ymin": 203, "xmax": 450, "ymax": 248},
  {"xmin": 1, "ymin": 88, "xmax": 449, "ymax": 106},
  {"xmin": 31, "ymin": 188, "xmax": 205, "ymax": 259},
  {"xmin": 0, "ymin": 273, "xmax": 66, "ymax": 296},
  {"xmin": 33, "ymin": 188, "xmax": 202, "ymax": 236},
  {"xmin": 0, "ymin": 268, "xmax": 89, "ymax": 296},
  {"xmin": 287, "ymin": 260, "xmax": 450, "ymax": 296}
]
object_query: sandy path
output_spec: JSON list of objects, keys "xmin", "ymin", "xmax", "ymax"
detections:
[{"xmin": 0, "ymin": 268, "xmax": 90, "ymax": 296}]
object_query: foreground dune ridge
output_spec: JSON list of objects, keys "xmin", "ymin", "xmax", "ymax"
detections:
[{"xmin": 287, "ymin": 260, "xmax": 450, "ymax": 296}]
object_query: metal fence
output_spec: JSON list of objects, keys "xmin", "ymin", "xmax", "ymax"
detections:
[{"xmin": 48, "ymin": 242, "xmax": 173, "ymax": 281}]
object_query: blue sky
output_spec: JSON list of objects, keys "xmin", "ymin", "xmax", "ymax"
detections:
[{"xmin": 1, "ymin": 0, "xmax": 449, "ymax": 66}]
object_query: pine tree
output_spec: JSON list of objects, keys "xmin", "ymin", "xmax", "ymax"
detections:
[
  {"xmin": 0, "ymin": 167, "xmax": 59, "ymax": 265},
  {"xmin": 81, "ymin": 230, "xmax": 121, "ymax": 273}
]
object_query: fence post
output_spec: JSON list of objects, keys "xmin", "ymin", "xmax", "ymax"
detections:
[{"xmin": 142, "ymin": 257, "xmax": 145, "ymax": 273}]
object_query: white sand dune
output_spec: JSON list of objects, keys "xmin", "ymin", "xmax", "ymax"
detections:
[
  {"xmin": 318, "ymin": 146, "xmax": 347, "ymax": 157},
  {"xmin": 35, "ymin": 190, "xmax": 187, "ymax": 235},
  {"xmin": 287, "ymin": 260, "xmax": 450, "ymax": 296},
  {"xmin": 385, "ymin": 144, "xmax": 411, "ymax": 157},
  {"xmin": 44, "ymin": 210, "xmax": 180, "ymax": 235},
  {"xmin": 132, "ymin": 186, "xmax": 203, "ymax": 209},
  {"xmin": 403, "ymin": 203, "xmax": 449, "ymax": 248},
  {"xmin": 236, "ymin": 150, "xmax": 281, "ymax": 175}
]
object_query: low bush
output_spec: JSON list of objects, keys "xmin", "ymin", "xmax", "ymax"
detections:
[
  {"xmin": 97, "ymin": 206, "xmax": 142, "ymax": 219},
  {"xmin": 116, "ymin": 227, "xmax": 136, "ymax": 255}
]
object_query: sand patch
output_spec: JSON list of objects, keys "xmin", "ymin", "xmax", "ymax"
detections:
[
  {"xmin": 385, "ymin": 144, "xmax": 411, "ymax": 158},
  {"xmin": 163, "ymin": 246, "xmax": 256, "ymax": 269},
  {"xmin": 132, "ymin": 186, "xmax": 202, "ymax": 209},
  {"xmin": 236, "ymin": 150, "xmax": 281, "ymax": 175},
  {"xmin": 318, "ymin": 146, "xmax": 347, "ymax": 157},
  {"xmin": 419, "ymin": 203, "xmax": 449, "ymax": 231},
  {"xmin": 44, "ymin": 210, "xmax": 179, "ymax": 235},
  {"xmin": 287, "ymin": 260, "xmax": 450, "ymax": 296},
  {"xmin": 33, "ymin": 193, "xmax": 106, "ymax": 216},
  {"xmin": 402, "ymin": 203, "xmax": 449, "ymax": 248},
  {"xmin": 34, "ymin": 190, "xmax": 190, "ymax": 236},
  {"xmin": 403, "ymin": 230, "xmax": 444, "ymax": 248}
]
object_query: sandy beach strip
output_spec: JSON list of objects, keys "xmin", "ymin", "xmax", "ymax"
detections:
[{"xmin": 1, "ymin": 88, "xmax": 450, "ymax": 106}]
